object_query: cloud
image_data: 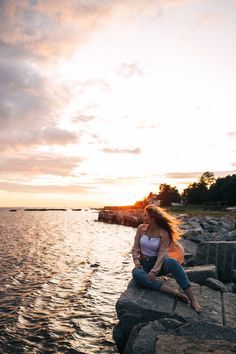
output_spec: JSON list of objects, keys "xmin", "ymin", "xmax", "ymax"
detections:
[
  {"xmin": 0, "ymin": 0, "xmax": 184, "ymax": 61},
  {"xmin": 72, "ymin": 114, "xmax": 96, "ymax": 123},
  {"xmin": 226, "ymin": 132, "xmax": 236, "ymax": 138},
  {"xmin": 117, "ymin": 63, "xmax": 143, "ymax": 78},
  {"xmin": 0, "ymin": 41, "xmax": 75, "ymax": 151},
  {"xmin": 0, "ymin": 181, "xmax": 93, "ymax": 194},
  {"xmin": 78, "ymin": 80, "xmax": 111, "ymax": 94},
  {"xmin": 0, "ymin": 127, "xmax": 79, "ymax": 151},
  {"xmin": 137, "ymin": 122, "xmax": 157, "ymax": 129},
  {"xmin": 101, "ymin": 147, "xmax": 141, "ymax": 154},
  {"xmin": 165, "ymin": 170, "xmax": 236, "ymax": 179},
  {"xmin": 164, "ymin": 172, "xmax": 204, "ymax": 179},
  {"xmin": 95, "ymin": 176, "xmax": 142, "ymax": 185},
  {"xmin": 0, "ymin": 154, "xmax": 83, "ymax": 177}
]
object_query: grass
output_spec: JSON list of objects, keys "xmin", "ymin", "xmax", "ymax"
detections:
[{"xmin": 169, "ymin": 205, "xmax": 236, "ymax": 219}]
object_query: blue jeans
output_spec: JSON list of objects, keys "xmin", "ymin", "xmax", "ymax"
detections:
[{"xmin": 132, "ymin": 257, "xmax": 191, "ymax": 291}]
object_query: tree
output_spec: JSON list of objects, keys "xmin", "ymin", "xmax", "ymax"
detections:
[
  {"xmin": 208, "ymin": 174, "xmax": 236, "ymax": 206},
  {"xmin": 157, "ymin": 184, "xmax": 181, "ymax": 207},
  {"xmin": 200, "ymin": 171, "xmax": 216, "ymax": 188},
  {"xmin": 182, "ymin": 182, "xmax": 208, "ymax": 204}
]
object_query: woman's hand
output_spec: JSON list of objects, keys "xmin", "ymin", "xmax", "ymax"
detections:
[
  {"xmin": 133, "ymin": 264, "xmax": 143, "ymax": 270},
  {"xmin": 147, "ymin": 271, "xmax": 156, "ymax": 281}
]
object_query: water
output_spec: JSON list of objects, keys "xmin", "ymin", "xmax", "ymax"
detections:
[{"xmin": 0, "ymin": 208, "xmax": 135, "ymax": 353}]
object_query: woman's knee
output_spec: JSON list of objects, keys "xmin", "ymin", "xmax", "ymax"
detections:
[
  {"xmin": 132, "ymin": 267, "xmax": 144, "ymax": 281},
  {"xmin": 163, "ymin": 257, "xmax": 178, "ymax": 268}
]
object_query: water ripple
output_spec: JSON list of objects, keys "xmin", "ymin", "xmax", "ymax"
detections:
[{"xmin": 0, "ymin": 209, "xmax": 134, "ymax": 353}]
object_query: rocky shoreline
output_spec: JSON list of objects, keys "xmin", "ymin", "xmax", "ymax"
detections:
[{"xmin": 98, "ymin": 207, "xmax": 236, "ymax": 353}]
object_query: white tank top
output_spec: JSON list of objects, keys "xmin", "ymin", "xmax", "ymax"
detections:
[{"xmin": 140, "ymin": 234, "xmax": 160, "ymax": 257}]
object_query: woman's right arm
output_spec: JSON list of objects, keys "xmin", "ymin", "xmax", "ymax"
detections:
[{"xmin": 131, "ymin": 224, "xmax": 143, "ymax": 267}]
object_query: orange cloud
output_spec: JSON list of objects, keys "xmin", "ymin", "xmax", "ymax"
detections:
[
  {"xmin": 117, "ymin": 63, "xmax": 143, "ymax": 78},
  {"xmin": 0, "ymin": 181, "xmax": 93, "ymax": 194},
  {"xmin": 101, "ymin": 147, "xmax": 141, "ymax": 154},
  {"xmin": 0, "ymin": 0, "xmax": 185, "ymax": 60},
  {"xmin": 0, "ymin": 154, "xmax": 83, "ymax": 177}
]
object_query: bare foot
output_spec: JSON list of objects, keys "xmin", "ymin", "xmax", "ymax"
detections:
[
  {"xmin": 191, "ymin": 300, "xmax": 202, "ymax": 313},
  {"xmin": 174, "ymin": 290, "xmax": 189, "ymax": 303}
]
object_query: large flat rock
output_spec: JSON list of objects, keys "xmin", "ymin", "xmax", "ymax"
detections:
[
  {"xmin": 113, "ymin": 278, "xmax": 236, "ymax": 353},
  {"xmin": 184, "ymin": 264, "xmax": 217, "ymax": 284},
  {"xmin": 124, "ymin": 319, "xmax": 236, "ymax": 354}
]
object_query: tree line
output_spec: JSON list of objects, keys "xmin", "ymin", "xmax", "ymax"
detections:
[{"xmin": 135, "ymin": 172, "xmax": 236, "ymax": 207}]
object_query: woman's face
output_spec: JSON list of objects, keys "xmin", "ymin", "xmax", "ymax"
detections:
[{"xmin": 143, "ymin": 210, "xmax": 154, "ymax": 224}]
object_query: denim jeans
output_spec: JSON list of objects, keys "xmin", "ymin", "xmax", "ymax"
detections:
[{"xmin": 132, "ymin": 257, "xmax": 191, "ymax": 291}]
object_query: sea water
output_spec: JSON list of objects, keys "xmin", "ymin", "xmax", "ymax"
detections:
[{"xmin": 0, "ymin": 208, "xmax": 134, "ymax": 353}]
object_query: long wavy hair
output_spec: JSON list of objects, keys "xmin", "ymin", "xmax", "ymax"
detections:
[{"xmin": 145, "ymin": 204, "xmax": 182, "ymax": 244}]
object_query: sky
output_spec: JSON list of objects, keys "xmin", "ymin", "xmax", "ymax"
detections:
[{"xmin": 0, "ymin": 0, "xmax": 236, "ymax": 208}]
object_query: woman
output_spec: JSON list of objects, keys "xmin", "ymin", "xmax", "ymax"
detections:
[{"xmin": 132, "ymin": 204, "xmax": 201, "ymax": 313}]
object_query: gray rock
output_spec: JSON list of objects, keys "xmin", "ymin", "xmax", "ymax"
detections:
[
  {"xmin": 176, "ymin": 214, "xmax": 190, "ymax": 222},
  {"xmin": 124, "ymin": 320, "xmax": 167, "ymax": 354},
  {"xmin": 228, "ymin": 230, "xmax": 236, "ymax": 241},
  {"xmin": 184, "ymin": 228, "xmax": 205, "ymax": 243},
  {"xmin": 223, "ymin": 292, "xmax": 236, "ymax": 328},
  {"xmin": 195, "ymin": 241, "xmax": 236, "ymax": 282},
  {"xmin": 123, "ymin": 319, "xmax": 236, "ymax": 354},
  {"xmin": 220, "ymin": 216, "xmax": 236, "ymax": 231},
  {"xmin": 186, "ymin": 220, "xmax": 203, "ymax": 229},
  {"xmin": 204, "ymin": 277, "xmax": 228, "ymax": 292},
  {"xmin": 155, "ymin": 334, "xmax": 236, "ymax": 354},
  {"xmin": 215, "ymin": 229, "xmax": 231, "ymax": 241},
  {"xmin": 184, "ymin": 264, "xmax": 217, "ymax": 285},
  {"xmin": 113, "ymin": 277, "xmax": 236, "ymax": 352},
  {"xmin": 183, "ymin": 256, "xmax": 196, "ymax": 267},
  {"xmin": 232, "ymin": 269, "xmax": 236, "ymax": 282},
  {"xmin": 179, "ymin": 239, "xmax": 198, "ymax": 256}
]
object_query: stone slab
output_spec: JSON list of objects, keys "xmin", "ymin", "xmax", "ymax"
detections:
[
  {"xmin": 155, "ymin": 335, "xmax": 236, "ymax": 354},
  {"xmin": 123, "ymin": 319, "xmax": 236, "ymax": 354},
  {"xmin": 179, "ymin": 239, "xmax": 198, "ymax": 256},
  {"xmin": 223, "ymin": 292, "xmax": 236, "ymax": 328},
  {"xmin": 184, "ymin": 264, "xmax": 217, "ymax": 284},
  {"xmin": 195, "ymin": 241, "xmax": 236, "ymax": 282},
  {"xmin": 113, "ymin": 278, "xmax": 236, "ymax": 353}
]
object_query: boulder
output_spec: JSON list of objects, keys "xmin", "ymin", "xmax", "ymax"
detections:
[
  {"xmin": 179, "ymin": 239, "xmax": 198, "ymax": 257},
  {"xmin": 232, "ymin": 269, "xmax": 236, "ymax": 282},
  {"xmin": 228, "ymin": 230, "xmax": 236, "ymax": 241},
  {"xmin": 204, "ymin": 277, "xmax": 228, "ymax": 292},
  {"xmin": 220, "ymin": 216, "xmax": 236, "ymax": 231},
  {"xmin": 195, "ymin": 241, "xmax": 236, "ymax": 282},
  {"xmin": 123, "ymin": 319, "xmax": 236, "ymax": 354},
  {"xmin": 184, "ymin": 265, "xmax": 217, "ymax": 285},
  {"xmin": 113, "ymin": 278, "xmax": 236, "ymax": 353},
  {"xmin": 183, "ymin": 228, "xmax": 207, "ymax": 243}
]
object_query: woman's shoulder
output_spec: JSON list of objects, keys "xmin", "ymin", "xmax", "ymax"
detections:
[
  {"xmin": 159, "ymin": 228, "xmax": 170, "ymax": 239},
  {"xmin": 137, "ymin": 223, "xmax": 149, "ymax": 232}
]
